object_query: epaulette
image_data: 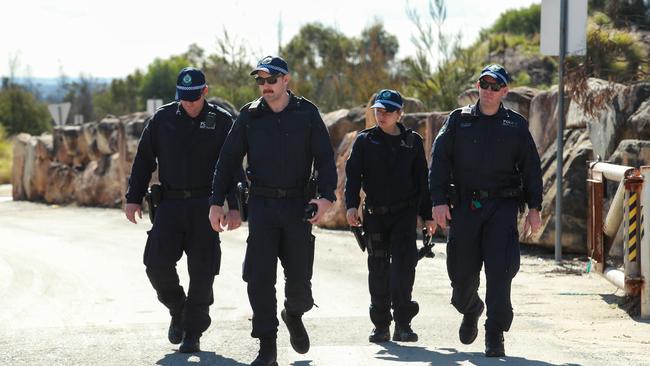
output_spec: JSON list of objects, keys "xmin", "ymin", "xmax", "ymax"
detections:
[
  {"xmin": 243, "ymin": 97, "xmax": 264, "ymax": 117},
  {"xmin": 207, "ymin": 103, "xmax": 232, "ymax": 119},
  {"xmin": 296, "ymin": 96, "xmax": 318, "ymax": 110},
  {"xmin": 460, "ymin": 105, "xmax": 473, "ymax": 116}
]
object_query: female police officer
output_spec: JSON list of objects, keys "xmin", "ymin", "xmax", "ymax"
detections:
[{"xmin": 345, "ymin": 89, "xmax": 435, "ymax": 343}]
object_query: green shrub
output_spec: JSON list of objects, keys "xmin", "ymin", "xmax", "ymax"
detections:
[{"xmin": 0, "ymin": 126, "xmax": 12, "ymax": 184}]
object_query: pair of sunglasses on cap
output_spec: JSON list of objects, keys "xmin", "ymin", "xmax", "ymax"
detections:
[
  {"xmin": 479, "ymin": 79, "xmax": 506, "ymax": 92},
  {"xmin": 255, "ymin": 75, "xmax": 281, "ymax": 85}
]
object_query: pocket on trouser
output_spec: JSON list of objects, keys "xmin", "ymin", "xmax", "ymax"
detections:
[
  {"xmin": 212, "ymin": 240, "xmax": 222, "ymax": 276},
  {"xmin": 446, "ymin": 238, "xmax": 457, "ymax": 282},
  {"xmin": 143, "ymin": 230, "xmax": 153, "ymax": 267},
  {"xmin": 307, "ymin": 233, "xmax": 315, "ymax": 279},
  {"xmin": 505, "ymin": 228, "xmax": 520, "ymax": 277}
]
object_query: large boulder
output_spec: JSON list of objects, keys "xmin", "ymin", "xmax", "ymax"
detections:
[
  {"xmin": 609, "ymin": 139, "xmax": 650, "ymax": 167},
  {"xmin": 96, "ymin": 117, "xmax": 121, "ymax": 155},
  {"xmin": 11, "ymin": 133, "xmax": 31, "ymax": 200},
  {"xmin": 21, "ymin": 135, "xmax": 53, "ymax": 201},
  {"xmin": 578, "ymin": 79, "xmax": 650, "ymax": 159},
  {"xmin": 520, "ymin": 129, "xmax": 593, "ymax": 253},
  {"xmin": 75, "ymin": 153, "xmax": 124, "ymax": 207},
  {"xmin": 44, "ymin": 163, "xmax": 78, "ymax": 204},
  {"xmin": 318, "ymin": 131, "xmax": 358, "ymax": 229},
  {"xmin": 322, "ymin": 107, "xmax": 365, "ymax": 149},
  {"xmin": 528, "ymin": 86, "xmax": 572, "ymax": 156}
]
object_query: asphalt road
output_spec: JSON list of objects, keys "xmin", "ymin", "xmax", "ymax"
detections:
[{"xmin": 0, "ymin": 196, "xmax": 649, "ymax": 365}]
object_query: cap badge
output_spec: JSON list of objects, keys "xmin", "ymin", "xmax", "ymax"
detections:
[{"xmin": 182, "ymin": 74, "xmax": 192, "ymax": 86}]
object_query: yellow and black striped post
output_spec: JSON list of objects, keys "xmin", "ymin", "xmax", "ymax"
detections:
[
  {"xmin": 623, "ymin": 173, "xmax": 644, "ymax": 290},
  {"xmin": 628, "ymin": 192, "xmax": 639, "ymax": 263}
]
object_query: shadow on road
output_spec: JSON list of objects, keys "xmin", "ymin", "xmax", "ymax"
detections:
[
  {"xmin": 157, "ymin": 351, "xmax": 248, "ymax": 366},
  {"xmin": 376, "ymin": 343, "xmax": 582, "ymax": 366}
]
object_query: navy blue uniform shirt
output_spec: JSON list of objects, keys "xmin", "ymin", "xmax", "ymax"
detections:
[
  {"xmin": 345, "ymin": 123, "xmax": 433, "ymax": 220},
  {"xmin": 126, "ymin": 101, "xmax": 238, "ymax": 207},
  {"xmin": 429, "ymin": 102, "xmax": 543, "ymax": 210},
  {"xmin": 210, "ymin": 92, "xmax": 337, "ymax": 205}
]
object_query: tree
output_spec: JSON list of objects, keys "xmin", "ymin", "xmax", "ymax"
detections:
[
  {"xmin": 404, "ymin": 0, "xmax": 479, "ymax": 110},
  {"xmin": 0, "ymin": 81, "xmax": 51, "ymax": 135},
  {"xmin": 283, "ymin": 23, "xmax": 356, "ymax": 110},
  {"xmin": 93, "ymin": 71, "xmax": 144, "ymax": 118},
  {"xmin": 140, "ymin": 55, "xmax": 191, "ymax": 103}
]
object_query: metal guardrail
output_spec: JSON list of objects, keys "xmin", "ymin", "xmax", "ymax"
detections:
[{"xmin": 587, "ymin": 162, "xmax": 650, "ymax": 318}]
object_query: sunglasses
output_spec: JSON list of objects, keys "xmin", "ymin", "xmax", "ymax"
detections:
[
  {"xmin": 255, "ymin": 75, "xmax": 280, "ymax": 85},
  {"xmin": 479, "ymin": 79, "xmax": 506, "ymax": 91}
]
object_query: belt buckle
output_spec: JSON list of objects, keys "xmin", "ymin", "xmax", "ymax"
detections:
[
  {"xmin": 183, "ymin": 190, "xmax": 191, "ymax": 199},
  {"xmin": 277, "ymin": 189, "xmax": 287, "ymax": 198}
]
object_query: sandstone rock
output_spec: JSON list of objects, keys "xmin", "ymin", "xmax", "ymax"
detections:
[
  {"xmin": 579, "ymin": 79, "xmax": 650, "ymax": 159},
  {"xmin": 318, "ymin": 131, "xmax": 357, "ymax": 229},
  {"xmin": 528, "ymin": 86, "xmax": 571, "ymax": 156},
  {"xmin": 520, "ymin": 129, "xmax": 593, "ymax": 253},
  {"xmin": 44, "ymin": 163, "xmax": 78, "ymax": 204},
  {"xmin": 52, "ymin": 127, "xmax": 73, "ymax": 166},
  {"xmin": 609, "ymin": 139, "xmax": 650, "ymax": 168},
  {"xmin": 21, "ymin": 135, "xmax": 53, "ymax": 201},
  {"xmin": 81, "ymin": 122, "xmax": 102, "ymax": 161},
  {"xmin": 11, "ymin": 133, "xmax": 31, "ymax": 200},
  {"xmin": 75, "ymin": 153, "xmax": 124, "ymax": 207},
  {"xmin": 322, "ymin": 107, "xmax": 365, "ymax": 149},
  {"xmin": 96, "ymin": 117, "xmax": 120, "ymax": 155}
]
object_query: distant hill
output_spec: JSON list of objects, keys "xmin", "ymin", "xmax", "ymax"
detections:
[{"xmin": 11, "ymin": 77, "xmax": 112, "ymax": 103}]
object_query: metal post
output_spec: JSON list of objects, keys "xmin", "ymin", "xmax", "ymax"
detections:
[
  {"xmin": 555, "ymin": 0, "xmax": 568, "ymax": 263},
  {"xmin": 640, "ymin": 166, "xmax": 650, "ymax": 319}
]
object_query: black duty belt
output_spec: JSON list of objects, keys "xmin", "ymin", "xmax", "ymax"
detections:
[
  {"xmin": 249, "ymin": 186, "xmax": 305, "ymax": 199},
  {"xmin": 162, "ymin": 187, "xmax": 211, "ymax": 200},
  {"xmin": 364, "ymin": 200, "xmax": 415, "ymax": 215},
  {"xmin": 464, "ymin": 187, "xmax": 522, "ymax": 200}
]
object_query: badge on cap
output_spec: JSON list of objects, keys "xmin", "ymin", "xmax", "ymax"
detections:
[
  {"xmin": 182, "ymin": 74, "xmax": 192, "ymax": 86},
  {"xmin": 381, "ymin": 91, "xmax": 392, "ymax": 98},
  {"xmin": 261, "ymin": 56, "xmax": 273, "ymax": 64}
]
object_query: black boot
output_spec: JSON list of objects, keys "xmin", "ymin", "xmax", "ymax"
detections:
[
  {"xmin": 179, "ymin": 332, "xmax": 201, "ymax": 353},
  {"xmin": 281, "ymin": 309, "xmax": 310, "ymax": 354},
  {"xmin": 251, "ymin": 337, "xmax": 278, "ymax": 366},
  {"xmin": 168, "ymin": 312, "xmax": 183, "ymax": 345},
  {"xmin": 485, "ymin": 330, "xmax": 505, "ymax": 357},
  {"xmin": 393, "ymin": 323, "xmax": 418, "ymax": 342},
  {"xmin": 368, "ymin": 327, "xmax": 390, "ymax": 343},
  {"xmin": 459, "ymin": 302, "xmax": 484, "ymax": 345}
]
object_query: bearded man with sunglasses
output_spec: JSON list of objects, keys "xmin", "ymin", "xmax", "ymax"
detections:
[
  {"xmin": 209, "ymin": 56, "xmax": 337, "ymax": 366},
  {"xmin": 428, "ymin": 64, "xmax": 542, "ymax": 358}
]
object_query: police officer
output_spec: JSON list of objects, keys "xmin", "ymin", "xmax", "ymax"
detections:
[
  {"xmin": 429, "ymin": 64, "xmax": 542, "ymax": 357},
  {"xmin": 208, "ymin": 56, "xmax": 337, "ymax": 366},
  {"xmin": 345, "ymin": 89, "xmax": 435, "ymax": 343},
  {"xmin": 124, "ymin": 67, "xmax": 241, "ymax": 353}
]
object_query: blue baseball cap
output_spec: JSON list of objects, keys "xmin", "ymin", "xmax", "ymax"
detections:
[
  {"xmin": 250, "ymin": 55, "xmax": 289, "ymax": 76},
  {"xmin": 176, "ymin": 67, "xmax": 206, "ymax": 101},
  {"xmin": 370, "ymin": 89, "xmax": 403, "ymax": 112},
  {"xmin": 479, "ymin": 64, "xmax": 510, "ymax": 85}
]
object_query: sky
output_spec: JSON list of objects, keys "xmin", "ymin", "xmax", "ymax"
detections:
[{"xmin": 1, "ymin": 0, "xmax": 539, "ymax": 79}]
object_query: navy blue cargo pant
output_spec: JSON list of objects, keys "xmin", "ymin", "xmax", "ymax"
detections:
[
  {"xmin": 143, "ymin": 196, "xmax": 221, "ymax": 336},
  {"xmin": 447, "ymin": 197, "xmax": 520, "ymax": 333},
  {"xmin": 364, "ymin": 207, "xmax": 419, "ymax": 329},
  {"xmin": 244, "ymin": 195, "xmax": 315, "ymax": 339}
]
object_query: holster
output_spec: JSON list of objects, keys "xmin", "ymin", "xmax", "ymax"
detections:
[
  {"xmin": 417, "ymin": 228, "xmax": 435, "ymax": 260},
  {"xmin": 236, "ymin": 181, "xmax": 249, "ymax": 222},
  {"xmin": 145, "ymin": 184, "xmax": 162, "ymax": 224},
  {"xmin": 350, "ymin": 226, "xmax": 366, "ymax": 252}
]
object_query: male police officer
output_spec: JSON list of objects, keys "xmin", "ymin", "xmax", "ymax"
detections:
[
  {"xmin": 429, "ymin": 64, "xmax": 542, "ymax": 357},
  {"xmin": 124, "ymin": 67, "xmax": 241, "ymax": 353},
  {"xmin": 345, "ymin": 89, "xmax": 435, "ymax": 343},
  {"xmin": 209, "ymin": 56, "xmax": 337, "ymax": 366}
]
